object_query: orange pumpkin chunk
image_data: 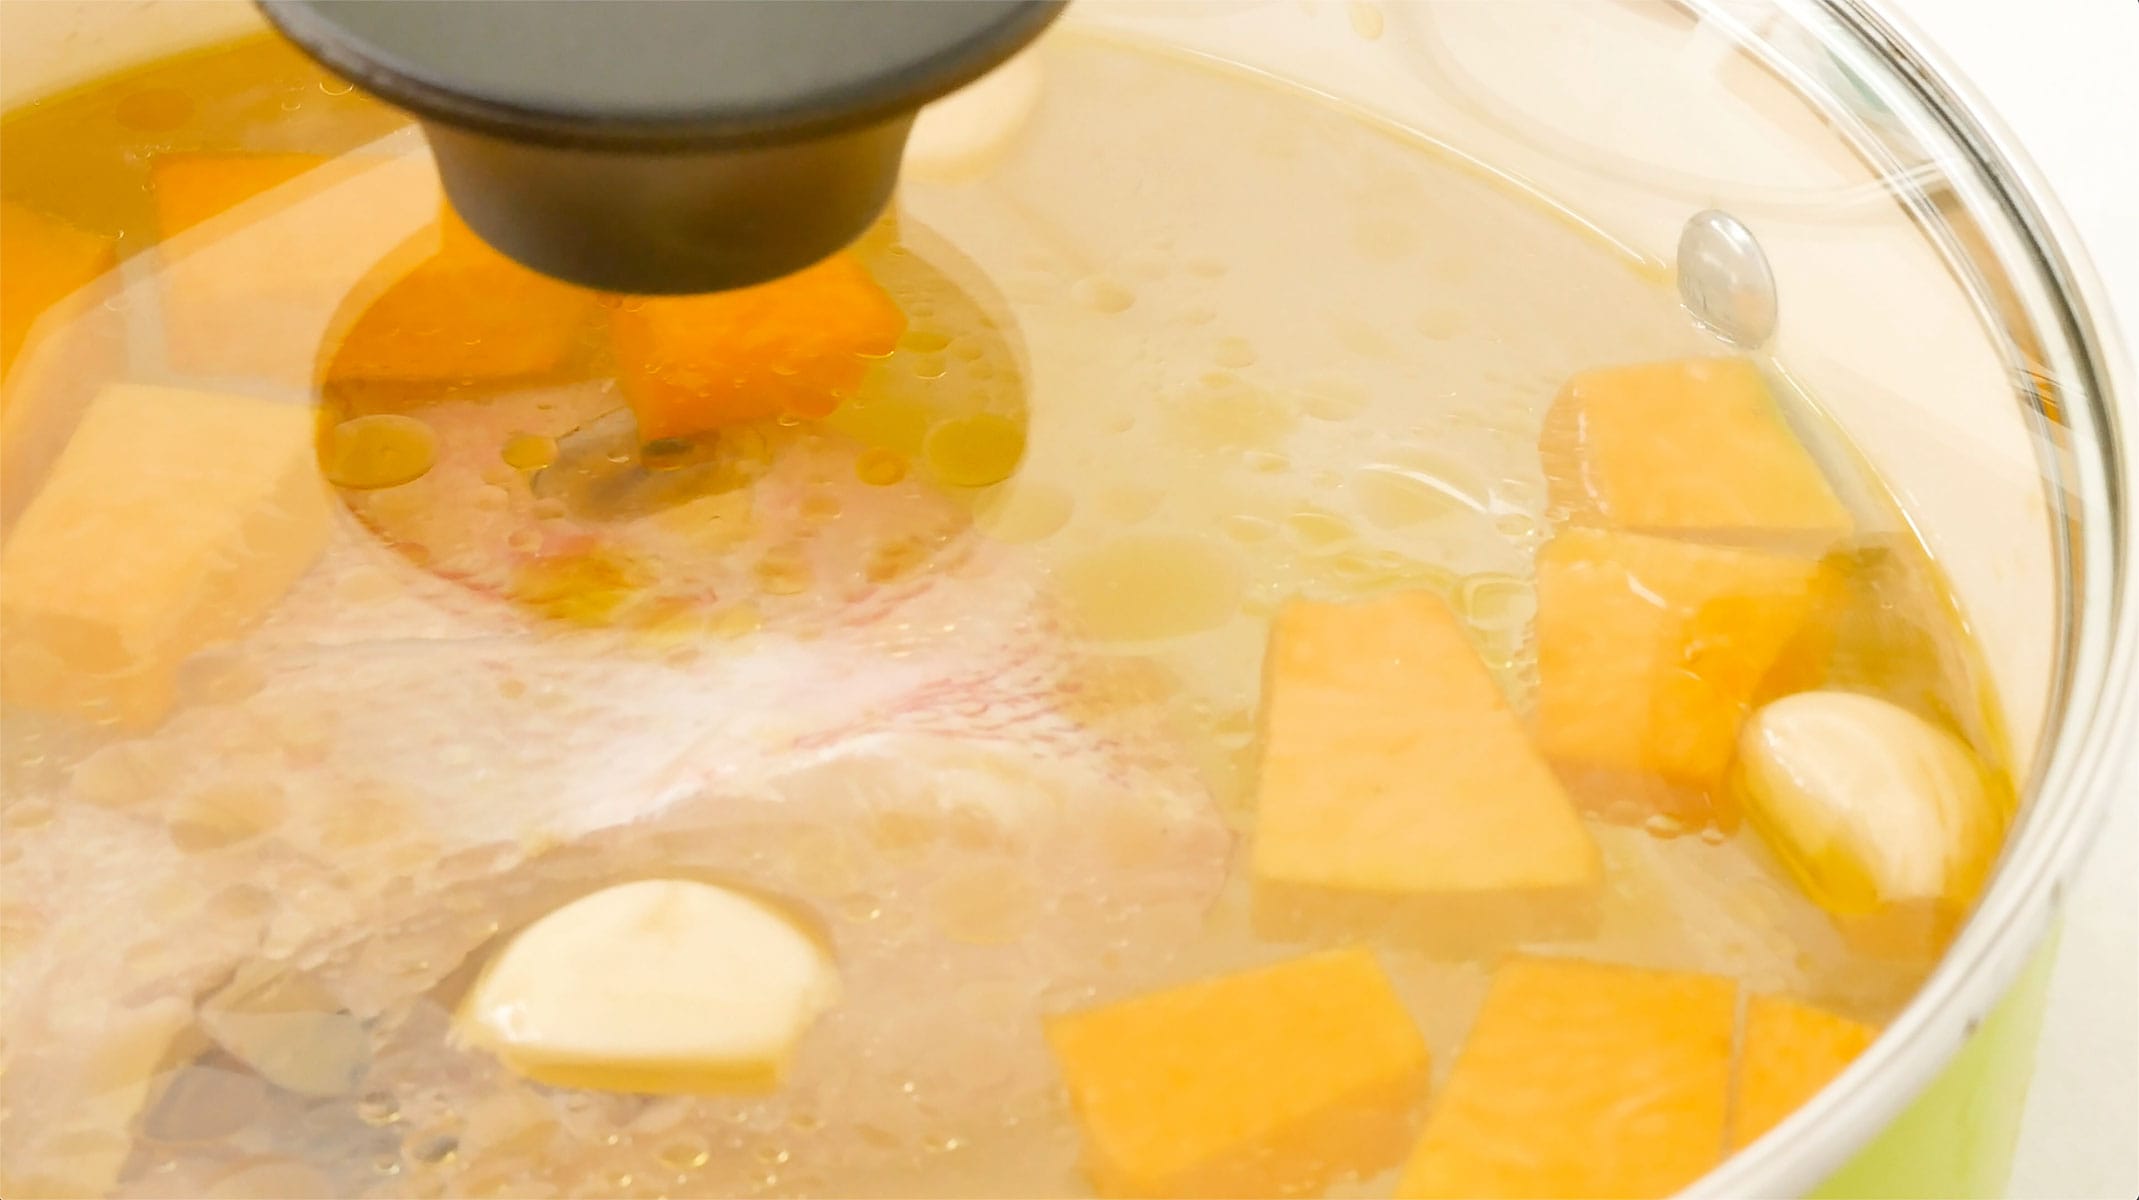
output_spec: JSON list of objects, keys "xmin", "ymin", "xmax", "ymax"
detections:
[
  {"xmin": 1254, "ymin": 590, "xmax": 1599, "ymax": 894},
  {"xmin": 1047, "ymin": 947, "xmax": 1430, "ymax": 1198},
  {"xmin": 1535, "ymin": 528, "xmax": 1823, "ymax": 791},
  {"xmin": 150, "ymin": 156, "xmax": 593, "ymax": 387},
  {"xmin": 611, "ymin": 253, "xmax": 904, "ymax": 441},
  {"xmin": 0, "ymin": 200, "xmax": 116, "ymax": 385},
  {"xmin": 1540, "ymin": 357, "xmax": 1852, "ymax": 544},
  {"xmin": 0, "ymin": 384, "xmax": 328, "ymax": 726},
  {"xmin": 326, "ymin": 209, "xmax": 598, "ymax": 383},
  {"xmin": 151, "ymin": 152, "xmax": 341, "ymax": 382},
  {"xmin": 1731, "ymin": 994, "xmax": 1879, "ymax": 1148},
  {"xmin": 150, "ymin": 152, "xmax": 326, "ymax": 236},
  {"xmin": 1398, "ymin": 956, "xmax": 1734, "ymax": 1199}
]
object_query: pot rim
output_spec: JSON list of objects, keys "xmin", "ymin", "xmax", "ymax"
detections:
[
  {"xmin": 1688, "ymin": 1, "xmax": 2135, "ymax": 1195},
  {"xmin": 1, "ymin": 3, "xmax": 2129, "ymax": 1194}
]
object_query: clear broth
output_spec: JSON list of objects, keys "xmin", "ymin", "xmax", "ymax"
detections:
[{"xmin": 0, "ymin": 29, "xmax": 2006, "ymax": 1200}]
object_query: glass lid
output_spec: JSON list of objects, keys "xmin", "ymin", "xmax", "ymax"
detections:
[{"xmin": 0, "ymin": 2, "xmax": 2127, "ymax": 1198}]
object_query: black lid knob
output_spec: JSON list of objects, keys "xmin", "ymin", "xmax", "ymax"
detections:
[{"xmin": 257, "ymin": 0, "xmax": 1064, "ymax": 293}]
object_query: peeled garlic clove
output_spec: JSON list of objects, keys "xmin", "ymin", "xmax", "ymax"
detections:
[
  {"xmin": 905, "ymin": 51, "xmax": 1043, "ymax": 181},
  {"xmin": 459, "ymin": 879, "xmax": 839, "ymax": 1094},
  {"xmin": 1731, "ymin": 690, "xmax": 2003, "ymax": 916}
]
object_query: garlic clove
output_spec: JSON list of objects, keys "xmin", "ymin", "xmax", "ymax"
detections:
[
  {"xmin": 458, "ymin": 879, "xmax": 839, "ymax": 1094},
  {"xmin": 1731, "ymin": 690, "xmax": 2003, "ymax": 917}
]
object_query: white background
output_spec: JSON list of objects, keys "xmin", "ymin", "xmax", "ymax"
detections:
[{"xmin": 1880, "ymin": 2, "xmax": 2139, "ymax": 1196}]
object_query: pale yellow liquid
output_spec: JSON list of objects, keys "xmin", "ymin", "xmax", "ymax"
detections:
[{"xmin": 0, "ymin": 29, "xmax": 2004, "ymax": 1200}]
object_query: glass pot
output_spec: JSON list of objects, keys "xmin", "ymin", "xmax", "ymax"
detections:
[{"xmin": 1, "ymin": 2, "xmax": 2130, "ymax": 1197}]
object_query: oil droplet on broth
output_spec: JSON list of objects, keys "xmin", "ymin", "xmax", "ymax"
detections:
[
  {"xmin": 169, "ymin": 781, "xmax": 288, "ymax": 852},
  {"xmin": 710, "ymin": 603, "xmax": 763, "ymax": 639},
  {"xmin": 1324, "ymin": 547, "xmax": 1420, "ymax": 588},
  {"xmin": 1349, "ymin": 464, "xmax": 1484, "ymax": 528},
  {"xmin": 501, "ymin": 433, "xmax": 559, "ymax": 471},
  {"xmin": 1348, "ymin": 0, "xmax": 1386, "ymax": 40},
  {"xmin": 923, "ymin": 414, "xmax": 1026, "ymax": 488},
  {"xmin": 1220, "ymin": 513, "xmax": 1277, "ymax": 544},
  {"xmin": 322, "ymin": 414, "xmax": 436, "ymax": 490},
  {"xmin": 1494, "ymin": 511, "xmax": 1541, "ymax": 541},
  {"xmin": 973, "ymin": 481, "xmax": 1073, "ymax": 544},
  {"xmin": 755, "ymin": 552, "xmax": 813, "ymax": 597},
  {"xmin": 1058, "ymin": 534, "xmax": 1245, "ymax": 642},
  {"xmin": 1097, "ymin": 486, "xmax": 1164, "ymax": 525},
  {"xmin": 1334, "ymin": 317, "xmax": 1397, "ymax": 359},
  {"xmin": 1298, "ymin": 383, "xmax": 1370, "ymax": 422},
  {"xmin": 405, "ymin": 1129, "xmax": 460, "ymax": 1167},
  {"xmin": 855, "ymin": 447, "xmax": 909, "ymax": 487},
  {"xmin": 658, "ymin": 1135, "xmax": 712, "ymax": 1172},
  {"xmin": 72, "ymin": 744, "xmax": 156, "ymax": 808},
  {"xmin": 1171, "ymin": 373, "xmax": 1296, "ymax": 451},
  {"xmin": 355, "ymin": 1090, "xmax": 402, "ymax": 1129},
  {"xmin": 866, "ymin": 535, "xmax": 937, "ymax": 584},
  {"xmin": 1071, "ymin": 276, "xmax": 1136, "ymax": 314},
  {"xmin": 1282, "ymin": 508, "xmax": 1355, "ymax": 549}
]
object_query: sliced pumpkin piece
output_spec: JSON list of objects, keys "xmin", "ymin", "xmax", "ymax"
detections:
[
  {"xmin": 0, "ymin": 200, "xmax": 116, "ymax": 385},
  {"xmin": 1534, "ymin": 528, "xmax": 1824, "ymax": 802},
  {"xmin": 150, "ymin": 152, "xmax": 326, "ymax": 236},
  {"xmin": 1253, "ymin": 590, "xmax": 1599, "ymax": 894},
  {"xmin": 325, "ymin": 208, "xmax": 598, "ymax": 383},
  {"xmin": 1046, "ymin": 947, "xmax": 1429, "ymax": 1198},
  {"xmin": 1732, "ymin": 993, "xmax": 1880, "ymax": 1148},
  {"xmin": 0, "ymin": 384, "xmax": 330, "ymax": 726},
  {"xmin": 1398, "ymin": 956, "xmax": 1734, "ymax": 1200},
  {"xmin": 1540, "ymin": 357, "xmax": 1853, "ymax": 545},
  {"xmin": 611, "ymin": 252, "xmax": 905, "ymax": 441},
  {"xmin": 149, "ymin": 151, "xmax": 382, "ymax": 382}
]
